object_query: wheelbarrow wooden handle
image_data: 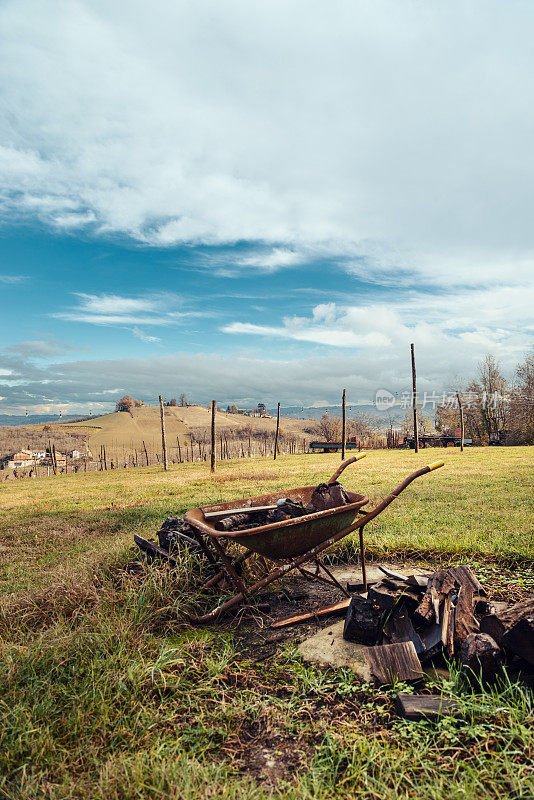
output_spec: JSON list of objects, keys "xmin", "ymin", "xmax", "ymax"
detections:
[{"xmin": 327, "ymin": 452, "xmax": 367, "ymax": 484}]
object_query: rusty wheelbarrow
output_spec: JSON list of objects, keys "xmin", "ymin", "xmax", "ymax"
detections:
[{"xmin": 184, "ymin": 456, "xmax": 444, "ymax": 624}]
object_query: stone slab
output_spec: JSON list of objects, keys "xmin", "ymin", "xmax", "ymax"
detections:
[{"xmin": 297, "ymin": 620, "xmax": 372, "ymax": 680}]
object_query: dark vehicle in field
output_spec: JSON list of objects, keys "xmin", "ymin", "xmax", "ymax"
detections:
[
  {"xmin": 403, "ymin": 434, "xmax": 473, "ymax": 448},
  {"xmin": 309, "ymin": 439, "xmax": 363, "ymax": 453}
]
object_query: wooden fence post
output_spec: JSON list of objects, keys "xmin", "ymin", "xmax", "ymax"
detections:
[
  {"xmin": 341, "ymin": 388, "xmax": 346, "ymax": 461},
  {"xmin": 159, "ymin": 395, "xmax": 168, "ymax": 470},
  {"xmin": 142, "ymin": 440, "xmax": 149, "ymax": 467},
  {"xmin": 411, "ymin": 343, "xmax": 419, "ymax": 453},
  {"xmin": 456, "ymin": 392, "xmax": 464, "ymax": 452},
  {"xmin": 274, "ymin": 402, "xmax": 280, "ymax": 460},
  {"xmin": 177, "ymin": 436, "xmax": 182, "ymax": 463},
  {"xmin": 211, "ymin": 400, "xmax": 216, "ymax": 473}
]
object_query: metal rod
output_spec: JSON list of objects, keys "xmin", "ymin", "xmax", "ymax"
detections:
[
  {"xmin": 457, "ymin": 392, "xmax": 464, "ymax": 452},
  {"xmin": 159, "ymin": 395, "xmax": 168, "ymax": 470},
  {"xmin": 274, "ymin": 402, "xmax": 280, "ymax": 460},
  {"xmin": 314, "ymin": 557, "xmax": 350, "ymax": 597},
  {"xmin": 341, "ymin": 388, "xmax": 346, "ymax": 461},
  {"xmin": 411, "ymin": 343, "xmax": 419, "ymax": 453},
  {"xmin": 211, "ymin": 400, "xmax": 216, "ymax": 473},
  {"xmin": 359, "ymin": 525, "xmax": 367, "ymax": 593}
]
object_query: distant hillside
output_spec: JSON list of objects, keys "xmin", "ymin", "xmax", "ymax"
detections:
[
  {"xmin": 0, "ymin": 414, "xmax": 80, "ymax": 427},
  {"xmin": 61, "ymin": 404, "xmax": 316, "ymax": 461},
  {"xmin": 0, "ymin": 402, "xmax": 402, "ymax": 463},
  {"xmin": 270, "ymin": 405, "xmax": 406, "ymax": 424}
]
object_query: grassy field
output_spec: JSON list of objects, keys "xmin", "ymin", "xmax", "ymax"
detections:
[{"xmin": 0, "ymin": 447, "xmax": 533, "ymax": 799}]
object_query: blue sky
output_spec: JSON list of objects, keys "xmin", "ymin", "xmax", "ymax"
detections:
[{"xmin": 0, "ymin": 0, "xmax": 533, "ymax": 414}]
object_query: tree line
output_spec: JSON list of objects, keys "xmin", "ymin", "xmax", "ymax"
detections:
[{"xmin": 435, "ymin": 353, "xmax": 533, "ymax": 444}]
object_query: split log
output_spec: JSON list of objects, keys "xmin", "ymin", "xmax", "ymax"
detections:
[
  {"xmin": 368, "ymin": 580, "xmax": 421, "ymax": 613},
  {"xmin": 454, "ymin": 582, "xmax": 479, "ymax": 646},
  {"xmin": 501, "ymin": 618, "xmax": 534, "ymax": 667},
  {"xmin": 458, "ymin": 633, "xmax": 502, "ymax": 682},
  {"xmin": 343, "ymin": 594, "xmax": 381, "ymax": 644},
  {"xmin": 382, "ymin": 602, "xmax": 425, "ymax": 655},
  {"xmin": 441, "ymin": 590, "xmax": 456, "ymax": 657},
  {"xmin": 480, "ymin": 597, "xmax": 534, "ymax": 645},
  {"xmin": 365, "ymin": 641, "xmax": 423, "ymax": 685},
  {"xmin": 415, "ymin": 570, "xmax": 457, "ymax": 623},
  {"xmin": 415, "ymin": 566, "xmax": 485, "ymax": 625},
  {"xmin": 418, "ymin": 618, "xmax": 444, "ymax": 663},
  {"xmin": 395, "ymin": 693, "xmax": 461, "ymax": 721}
]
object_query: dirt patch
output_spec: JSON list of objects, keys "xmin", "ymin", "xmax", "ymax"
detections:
[{"xmin": 221, "ymin": 717, "xmax": 312, "ymax": 785}]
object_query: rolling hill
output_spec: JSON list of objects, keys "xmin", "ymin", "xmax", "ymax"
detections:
[{"xmin": 61, "ymin": 404, "xmax": 315, "ymax": 461}]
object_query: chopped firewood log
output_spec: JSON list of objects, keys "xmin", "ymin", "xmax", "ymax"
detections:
[
  {"xmin": 343, "ymin": 594, "xmax": 381, "ymax": 644},
  {"xmin": 501, "ymin": 618, "xmax": 534, "ymax": 667},
  {"xmin": 454, "ymin": 582, "xmax": 479, "ymax": 646},
  {"xmin": 452, "ymin": 565, "xmax": 487, "ymax": 596},
  {"xmin": 382, "ymin": 602, "xmax": 425, "ymax": 655},
  {"xmin": 271, "ymin": 598, "xmax": 350, "ymax": 629},
  {"xmin": 458, "ymin": 633, "xmax": 502, "ymax": 682},
  {"xmin": 368, "ymin": 580, "xmax": 420, "ymax": 613},
  {"xmin": 415, "ymin": 570, "xmax": 456, "ymax": 623},
  {"xmin": 418, "ymin": 618, "xmax": 444, "ymax": 663},
  {"xmin": 480, "ymin": 597, "xmax": 534, "ymax": 645},
  {"xmin": 395, "ymin": 692, "xmax": 461, "ymax": 721},
  {"xmin": 365, "ymin": 641, "xmax": 423, "ymax": 685},
  {"xmin": 441, "ymin": 590, "xmax": 456, "ymax": 657},
  {"xmin": 414, "ymin": 566, "xmax": 484, "ymax": 625}
]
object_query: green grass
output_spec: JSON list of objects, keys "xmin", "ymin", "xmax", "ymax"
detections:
[
  {"xmin": 0, "ymin": 447, "xmax": 533, "ymax": 799},
  {"xmin": 1, "ymin": 447, "xmax": 532, "ymax": 596}
]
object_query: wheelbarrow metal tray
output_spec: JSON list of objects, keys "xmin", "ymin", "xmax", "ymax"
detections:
[{"xmin": 185, "ymin": 485, "xmax": 369, "ymax": 560}]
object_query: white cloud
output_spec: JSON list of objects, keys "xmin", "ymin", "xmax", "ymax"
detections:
[
  {"xmin": 223, "ymin": 281, "xmax": 533, "ymax": 363},
  {"xmin": 236, "ymin": 248, "xmax": 305, "ymax": 273},
  {"xmin": 223, "ymin": 321, "xmax": 390, "ymax": 348},
  {"xmin": 0, "ymin": 274, "xmax": 26, "ymax": 283},
  {"xmin": 132, "ymin": 326, "xmax": 161, "ymax": 343},
  {"xmin": 51, "ymin": 292, "xmax": 198, "ymax": 326},
  {"xmin": 0, "ymin": 0, "xmax": 533, "ymax": 291}
]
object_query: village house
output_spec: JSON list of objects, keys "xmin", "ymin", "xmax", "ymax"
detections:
[{"xmin": 2, "ymin": 450, "xmax": 36, "ymax": 469}]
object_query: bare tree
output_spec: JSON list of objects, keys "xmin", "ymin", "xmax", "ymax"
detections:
[
  {"xmin": 116, "ymin": 395, "xmax": 134, "ymax": 413},
  {"xmin": 510, "ymin": 353, "xmax": 534, "ymax": 444}
]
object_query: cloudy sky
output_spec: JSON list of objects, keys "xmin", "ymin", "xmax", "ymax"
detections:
[{"xmin": 0, "ymin": 0, "xmax": 532, "ymax": 414}]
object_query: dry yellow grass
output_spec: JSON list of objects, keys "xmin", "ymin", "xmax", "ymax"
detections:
[{"xmin": 61, "ymin": 404, "xmax": 312, "ymax": 461}]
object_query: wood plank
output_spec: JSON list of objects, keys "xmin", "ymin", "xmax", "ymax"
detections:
[
  {"xmin": 204, "ymin": 504, "xmax": 278, "ymax": 520},
  {"xmin": 364, "ymin": 642, "xmax": 423, "ymax": 685},
  {"xmin": 382, "ymin": 602, "xmax": 425, "ymax": 655},
  {"xmin": 395, "ymin": 693, "xmax": 461, "ymax": 721},
  {"xmin": 378, "ymin": 565, "xmax": 409, "ymax": 582},
  {"xmin": 271, "ymin": 599, "xmax": 350, "ymax": 629}
]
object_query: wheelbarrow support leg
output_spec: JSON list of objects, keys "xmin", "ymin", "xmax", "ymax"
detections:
[{"xmin": 358, "ymin": 525, "xmax": 367, "ymax": 593}]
